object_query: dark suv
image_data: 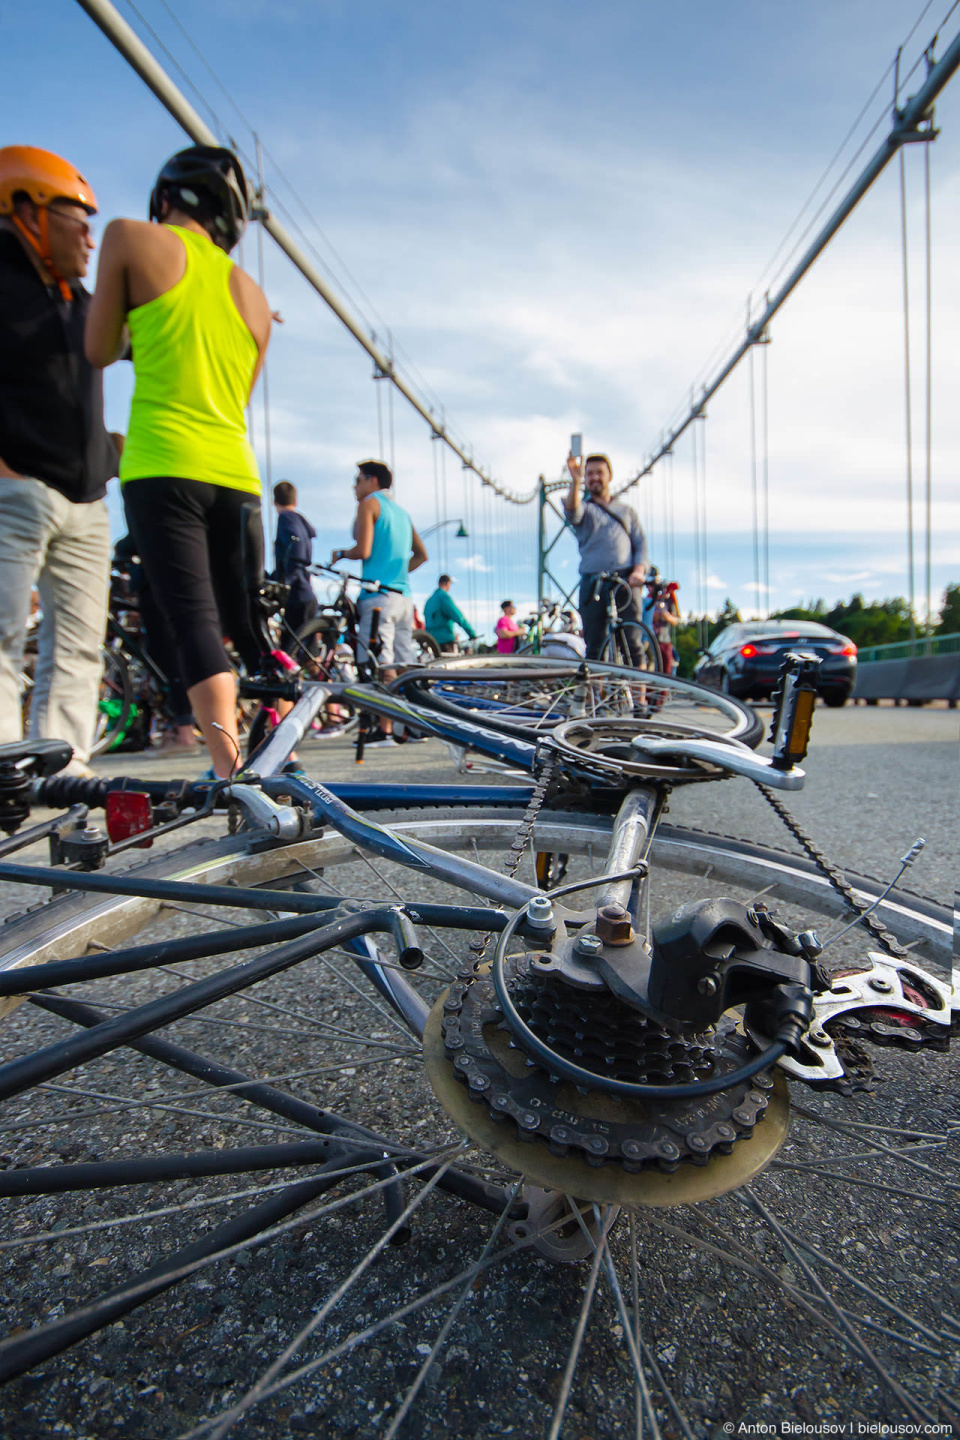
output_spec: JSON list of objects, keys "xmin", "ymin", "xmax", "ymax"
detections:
[{"xmin": 693, "ymin": 621, "xmax": 857, "ymax": 707}]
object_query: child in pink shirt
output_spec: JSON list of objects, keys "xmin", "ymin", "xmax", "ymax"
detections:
[{"xmin": 495, "ymin": 600, "xmax": 524, "ymax": 654}]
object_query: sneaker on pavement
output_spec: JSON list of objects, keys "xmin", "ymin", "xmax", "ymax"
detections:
[{"xmin": 364, "ymin": 730, "xmax": 399, "ymax": 749}]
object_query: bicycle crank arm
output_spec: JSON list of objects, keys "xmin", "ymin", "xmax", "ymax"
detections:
[{"xmin": 629, "ymin": 735, "xmax": 806, "ymax": 789}]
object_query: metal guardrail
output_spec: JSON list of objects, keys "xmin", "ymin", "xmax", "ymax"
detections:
[{"xmin": 857, "ymin": 632, "xmax": 960, "ymax": 663}]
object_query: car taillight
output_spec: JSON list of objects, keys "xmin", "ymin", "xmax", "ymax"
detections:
[
  {"xmin": 826, "ymin": 642, "xmax": 857, "ymax": 656},
  {"xmin": 740, "ymin": 644, "xmax": 757, "ymax": 657}
]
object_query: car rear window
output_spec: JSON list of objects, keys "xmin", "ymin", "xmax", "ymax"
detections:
[{"xmin": 739, "ymin": 622, "xmax": 837, "ymax": 640}]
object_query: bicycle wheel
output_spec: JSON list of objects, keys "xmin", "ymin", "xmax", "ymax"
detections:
[
  {"xmin": 413, "ymin": 629, "xmax": 443, "ymax": 662},
  {"xmin": 0, "ymin": 804, "xmax": 951, "ymax": 1437},
  {"xmin": 600, "ymin": 618, "xmax": 663, "ymax": 675},
  {"xmin": 393, "ymin": 654, "xmax": 763, "ymax": 747},
  {"xmin": 89, "ymin": 646, "xmax": 135, "ymax": 758}
]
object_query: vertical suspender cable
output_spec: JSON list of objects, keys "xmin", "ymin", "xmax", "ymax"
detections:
[
  {"xmin": 761, "ymin": 336, "xmax": 771, "ymax": 617},
  {"xmin": 748, "ymin": 344, "xmax": 760, "ymax": 618},
  {"xmin": 700, "ymin": 418, "xmax": 709, "ymax": 644},
  {"xmin": 923, "ymin": 138, "xmax": 933, "ymax": 644},
  {"xmin": 899, "ymin": 150, "xmax": 917, "ymax": 647},
  {"xmin": 254, "ymin": 137, "xmax": 273, "ymax": 490},
  {"xmin": 462, "ymin": 466, "xmax": 476, "ymax": 625},
  {"xmin": 691, "ymin": 420, "xmax": 702, "ymax": 644},
  {"xmin": 439, "ymin": 441, "xmax": 449, "ymax": 575},
  {"xmin": 431, "ymin": 435, "xmax": 441, "ymax": 553},
  {"xmin": 387, "ymin": 330, "xmax": 396, "ymax": 480}
]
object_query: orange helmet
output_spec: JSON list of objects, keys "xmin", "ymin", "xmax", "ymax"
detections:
[
  {"xmin": 0, "ymin": 145, "xmax": 98, "ymax": 216},
  {"xmin": 0, "ymin": 147, "xmax": 97, "ymax": 300}
]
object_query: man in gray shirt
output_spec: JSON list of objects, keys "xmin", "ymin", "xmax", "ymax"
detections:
[{"xmin": 563, "ymin": 450, "xmax": 647, "ymax": 661}]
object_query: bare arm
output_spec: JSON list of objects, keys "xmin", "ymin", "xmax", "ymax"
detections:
[
  {"xmin": 333, "ymin": 496, "xmax": 378, "ymax": 563},
  {"xmin": 563, "ymin": 452, "xmax": 582, "ymax": 515},
  {"xmin": 408, "ymin": 526, "xmax": 428, "ymax": 573},
  {"xmin": 84, "ymin": 220, "xmax": 131, "ymax": 368}
]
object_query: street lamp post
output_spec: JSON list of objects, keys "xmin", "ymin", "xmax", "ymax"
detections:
[{"xmin": 420, "ymin": 519, "xmax": 469, "ymax": 539}]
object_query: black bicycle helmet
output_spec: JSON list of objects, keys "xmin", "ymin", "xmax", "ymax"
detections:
[{"xmin": 148, "ymin": 145, "xmax": 250, "ymax": 252}]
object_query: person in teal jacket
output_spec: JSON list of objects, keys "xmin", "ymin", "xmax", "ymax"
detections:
[{"xmin": 423, "ymin": 574, "xmax": 477, "ymax": 653}]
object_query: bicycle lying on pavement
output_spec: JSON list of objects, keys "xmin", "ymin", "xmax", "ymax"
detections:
[{"xmin": 0, "ymin": 651, "xmax": 953, "ymax": 1438}]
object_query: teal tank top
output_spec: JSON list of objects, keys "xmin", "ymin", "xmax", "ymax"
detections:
[{"xmin": 362, "ymin": 492, "xmax": 412, "ymax": 595}]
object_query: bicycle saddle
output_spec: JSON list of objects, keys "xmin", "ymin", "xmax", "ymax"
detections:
[{"xmin": 0, "ymin": 738, "xmax": 73, "ymax": 776}]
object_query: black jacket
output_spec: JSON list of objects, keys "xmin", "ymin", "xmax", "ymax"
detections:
[
  {"xmin": 0, "ymin": 228, "xmax": 118, "ymax": 503},
  {"xmin": 274, "ymin": 509, "xmax": 316, "ymax": 601}
]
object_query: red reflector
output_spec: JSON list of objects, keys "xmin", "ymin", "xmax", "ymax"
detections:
[
  {"xmin": 105, "ymin": 791, "xmax": 154, "ymax": 847},
  {"xmin": 739, "ymin": 644, "xmax": 757, "ymax": 657}
]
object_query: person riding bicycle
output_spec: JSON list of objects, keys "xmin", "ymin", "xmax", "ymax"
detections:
[
  {"xmin": 643, "ymin": 569, "xmax": 681, "ymax": 676},
  {"xmin": 563, "ymin": 450, "xmax": 647, "ymax": 663},
  {"xmin": 0, "ymin": 145, "xmax": 119, "ymax": 775},
  {"xmin": 423, "ymin": 574, "xmax": 476, "ymax": 653},
  {"xmin": 331, "ymin": 460, "xmax": 427, "ymax": 746},
  {"xmin": 85, "ymin": 145, "xmax": 273, "ymax": 780}
]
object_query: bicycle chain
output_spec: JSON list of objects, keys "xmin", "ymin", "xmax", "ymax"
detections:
[
  {"xmin": 461, "ymin": 750, "xmax": 558, "ymax": 975},
  {"xmin": 753, "ymin": 782, "xmax": 908, "ymax": 960}
]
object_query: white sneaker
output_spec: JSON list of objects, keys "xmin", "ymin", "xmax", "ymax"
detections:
[{"xmin": 364, "ymin": 732, "xmax": 399, "ymax": 748}]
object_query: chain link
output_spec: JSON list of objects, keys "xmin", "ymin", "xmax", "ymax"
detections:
[
  {"xmin": 753, "ymin": 782, "xmax": 908, "ymax": 959},
  {"xmin": 463, "ymin": 752, "xmax": 558, "ymax": 973}
]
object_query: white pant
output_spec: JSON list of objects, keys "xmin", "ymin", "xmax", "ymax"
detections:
[
  {"xmin": 356, "ymin": 590, "xmax": 416, "ymax": 669},
  {"xmin": 0, "ymin": 478, "xmax": 110, "ymax": 766}
]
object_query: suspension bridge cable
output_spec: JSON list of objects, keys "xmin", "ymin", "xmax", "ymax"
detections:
[
  {"xmin": 612, "ymin": 8, "xmax": 959, "ymax": 508},
  {"xmin": 761, "ymin": 338, "xmax": 771, "ymax": 618},
  {"xmin": 748, "ymin": 342, "xmax": 760, "ymax": 617},
  {"xmin": 690, "ymin": 419, "xmax": 702, "ymax": 635},
  {"xmin": 254, "ymin": 137, "xmax": 273, "ymax": 489},
  {"xmin": 923, "ymin": 136, "xmax": 933, "ymax": 641},
  {"xmin": 89, "ymin": 0, "xmax": 537, "ymax": 506},
  {"xmin": 899, "ymin": 148, "xmax": 917, "ymax": 646},
  {"xmin": 699, "ymin": 418, "xmax": 709, "ymax": 643}
]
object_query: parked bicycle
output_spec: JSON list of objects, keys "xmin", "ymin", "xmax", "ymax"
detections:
[
  {"xmin": 0, "ymin": 651, "xmax": 952, "ymax": 1438},
  {"xmin": 518, "ymin": 600, "xmax": 586, "ymax": 661}
]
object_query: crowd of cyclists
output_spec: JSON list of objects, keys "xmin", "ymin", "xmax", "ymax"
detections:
[{"xmin": 0, "ymin": 140, "xmax": 681, "ymax": 779}]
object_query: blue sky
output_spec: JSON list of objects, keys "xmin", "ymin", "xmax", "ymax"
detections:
[{"xmin": 7, "ymin": 0, "xmax": 959, "ymax": 631}]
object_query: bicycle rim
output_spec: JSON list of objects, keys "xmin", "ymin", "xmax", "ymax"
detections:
[
  {"xmin": 0, "ymin": 810, "xmax": 951, "ymax": 1437},
  {"xmin": 392, "ymin": 656, "xmax": 763, "ymax": 747}
]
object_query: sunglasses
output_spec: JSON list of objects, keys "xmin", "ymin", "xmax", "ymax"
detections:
[{"xmin": 48, "ymin": 208, "xmax": 95, "ymax": 240}]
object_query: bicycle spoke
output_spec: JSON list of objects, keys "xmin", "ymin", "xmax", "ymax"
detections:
[
  {"xmin": 741, "ymin": 1187, "xmax": 935, "ymax": 1424},
  {"xmin": 199, "ymin": 1144, "xmax": 468, "ymax": 1440},
  {"xmin": 547, "ymin": 1204, "xmax": 619, "ymax": 1440},
  {"xmin": 382, "ymin": 1179, "xmax": 522, "ymax": 1438}
]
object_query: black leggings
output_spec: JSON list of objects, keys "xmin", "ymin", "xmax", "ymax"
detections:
[{"xmin": 123, "ymin": 477, "xmax": 265, "ymax": 690}]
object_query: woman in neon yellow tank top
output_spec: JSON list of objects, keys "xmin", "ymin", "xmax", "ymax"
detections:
[{"xmin": 86, "ymin": 146, "xmax": 273, "ymax": 778}]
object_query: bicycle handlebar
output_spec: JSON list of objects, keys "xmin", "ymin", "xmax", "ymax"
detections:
[{"xmin": 310, "ymin": 564, "xmax": 405, "ymax": 597}]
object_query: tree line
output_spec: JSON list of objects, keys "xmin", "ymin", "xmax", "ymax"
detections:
[{"xmin": 673, "ymin": 583, "xmax": 960, "ymax": 677}]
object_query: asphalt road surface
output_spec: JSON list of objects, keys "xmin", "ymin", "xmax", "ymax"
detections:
[{"xmin": 0, "ymin": 701, "xmax": 954, "ymax": 1440}]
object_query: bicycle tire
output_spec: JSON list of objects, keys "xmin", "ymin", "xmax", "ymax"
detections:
[
  {"xmin": 392, "ymin": 655, "xmax": 764, "ymax": 748},
  {"xmin": 89, "ymin": 646, "xmax": 136, "ymax": 758},
  {"xmin": 0, "ymin": 806, "xmax": 951, "ymax": 1436},
  {"xmin": 413, "ymin": 629, "xmax": 443, "ymax": 661},
  {"xmin": 600, "ymin": 618, "xmax": 664, "ymax": 674}
]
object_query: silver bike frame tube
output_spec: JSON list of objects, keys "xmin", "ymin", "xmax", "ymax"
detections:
[
  {"xmin": 244, "ymin": 685, "xmax": 330, "ymax": 777},
  {"xmin": 262, "ymin": 775, "xmax": 538, "ymax": 909},
  {"xmin": 596, "ymin": 785, "xmax": 661, "ymax": 914}
]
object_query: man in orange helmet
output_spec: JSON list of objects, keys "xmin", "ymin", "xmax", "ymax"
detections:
[{"xmin": 0, "ymin": 146, "xmax": 118, "ymax": 772}]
